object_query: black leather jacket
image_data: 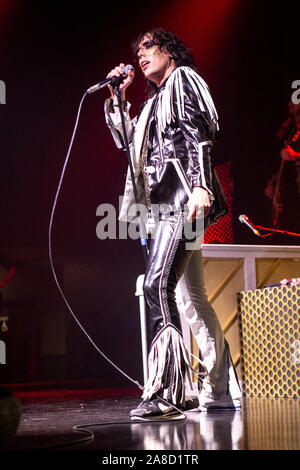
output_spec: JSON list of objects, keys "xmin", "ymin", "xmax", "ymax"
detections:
[{"xmin": 105, "ymin": 66, "xmax": 227, "ymax": 225}]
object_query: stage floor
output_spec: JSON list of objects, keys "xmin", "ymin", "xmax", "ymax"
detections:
[{"xmin": 2, "ymin": 385, "xmax": 300, "ymax": 454}]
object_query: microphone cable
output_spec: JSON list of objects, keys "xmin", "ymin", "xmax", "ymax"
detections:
[
  {"xmin": 48, "ymin": 90, "xmax": 143, "ymax": 392},
  {"xmin": 48, "ymin": 89, "xmax": 190, "ymax": 429}
]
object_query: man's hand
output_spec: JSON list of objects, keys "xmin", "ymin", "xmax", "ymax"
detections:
[
  {"xmin": 187, "ymin": 187, "xmax": 211, "ymax": 222},
  {"xmin": 107, "ymin": 63, "xmax": 135, "ymax": 104}
]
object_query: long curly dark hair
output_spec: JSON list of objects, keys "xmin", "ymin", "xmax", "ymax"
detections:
[{"xmin": 131, "ymin": 28, "xmax": 197, "ymax": 96}]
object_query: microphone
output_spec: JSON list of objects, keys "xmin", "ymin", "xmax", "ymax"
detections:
[
  {"xmin": 238, "ymin": 214, "xmax": 261, "ymax": 237},
  {"xmin": 87, "ymin": 64, "xmax": 135, "ymax": 94}
]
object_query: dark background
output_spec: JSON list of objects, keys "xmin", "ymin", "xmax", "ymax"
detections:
[{"xmin": 0, "ymin": 0, "xmax": 299, "ymax": 388}]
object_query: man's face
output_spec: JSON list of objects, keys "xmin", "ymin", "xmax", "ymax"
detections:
[{"xmin": 136, "ymin": 34, "xmax": 175, "ymax": 86}]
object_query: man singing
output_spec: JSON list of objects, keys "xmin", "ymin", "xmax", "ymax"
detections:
[{"xmin": 104, "ymin": 28, "xmax": 241, "ymax": 421}]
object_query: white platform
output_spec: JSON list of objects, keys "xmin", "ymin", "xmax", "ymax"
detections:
[{"xmin": 136, "ymin": 244, "xmax": 300, "ymax": 385}]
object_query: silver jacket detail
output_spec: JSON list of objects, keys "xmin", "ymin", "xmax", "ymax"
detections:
[{"xmin": 104, "ymin": 66, "xmax": 227, "ymax": 225}]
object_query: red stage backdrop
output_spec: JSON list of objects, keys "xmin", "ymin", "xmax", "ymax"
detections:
[{"xmin": 204, "ymin": 161, "xmax": 234, "ymax": 244}]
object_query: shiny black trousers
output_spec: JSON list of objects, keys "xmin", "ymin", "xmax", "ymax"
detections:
[
  {"xmin": 141, "ymin": 213, "xmax": 241, "ymax": 405},
  {"xmin": 143, "ymin": 212, "xmax": 194, "ymax": 344},
  {"xmin": 141, "ymin": 212, "xmax": 200, "ymax": 403}
]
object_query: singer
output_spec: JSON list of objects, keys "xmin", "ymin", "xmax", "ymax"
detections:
[{"xmin": 104, "ymin": 28, "xmax": 241, "ymax": 420}]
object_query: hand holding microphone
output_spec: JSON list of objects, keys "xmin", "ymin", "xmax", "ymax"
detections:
[
  {"xmin": 87, "ymin": 63, "xmax": 135, "ymax": 102},
  {"xmin": 106, "ymin": 63, "xmax": 135, "ymax": 98}
]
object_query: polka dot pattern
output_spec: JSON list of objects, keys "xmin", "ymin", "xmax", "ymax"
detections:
[{"xmin": 238, "ymin": 285, "xmax": 300, "ymax": 398}]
